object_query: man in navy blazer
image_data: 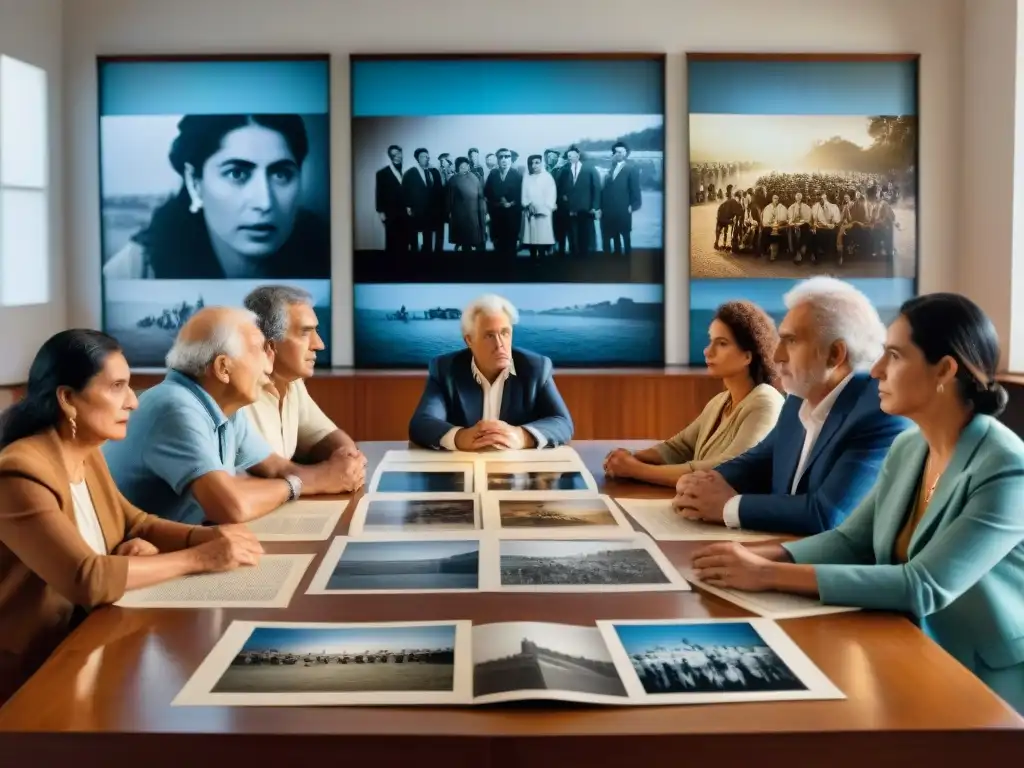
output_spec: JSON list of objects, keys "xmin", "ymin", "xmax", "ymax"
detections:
[
  {"xmin": 408, "ymin": 294, "xmax": 573, "ymax": 451},
  {"xmin": 674, "ymin": 277, "xmax": 910, "ymax": 535}
]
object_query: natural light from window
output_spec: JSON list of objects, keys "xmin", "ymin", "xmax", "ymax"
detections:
[{"xmin": 0, "ymin": 54, "xmax": 48, "ymax": 307}]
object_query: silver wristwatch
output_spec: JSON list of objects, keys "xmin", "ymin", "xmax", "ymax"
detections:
[{"xmin": 284, "ymin": 474, "xmax": 303, "ymax": 501}]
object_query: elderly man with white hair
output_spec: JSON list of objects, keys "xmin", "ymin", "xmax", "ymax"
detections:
[
  {"xmin": 104, "ymin": 307, "xmax": 356, "ymax": 526},
  {"xmin": 408, "ymin": 294, "xmax": 573, "ymax": 451},
  {"xmin": 673, "ymin": 277, "xmax": 911, "ymax": 535}
]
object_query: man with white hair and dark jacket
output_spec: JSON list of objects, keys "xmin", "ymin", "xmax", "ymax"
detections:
[
  {"xmin": 673, "ymin": 276, "xmax": 911, "ymax": 535},
  {"xmin": 408, "ymin": 294, "xmax": 574, "ymax": 451}
]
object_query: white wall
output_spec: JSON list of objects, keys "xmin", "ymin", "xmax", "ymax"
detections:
[
  {"xmin": 0, "ymin": 0, "xmax": 64, "ymax": 385},
  {"xmin": 62, "ymin": 0, "xmax": 964, "ymax": 367}
]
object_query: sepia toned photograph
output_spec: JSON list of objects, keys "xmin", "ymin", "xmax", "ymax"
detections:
[
  {"xmin": 688, "ymin": 56, "xmax": 918, "ymax": 281},
  {"xmin": 499, "ymin": 499, "xmax": 616, "ymax": 528},
  {"xmin": 172, "ymin": 620, "xmax": 473, "ymax": 707},
  {"xmin": 307, "ymin": 538, "xmax": 481, "ymax": 594},
  {"xmin": 480, "ymin": 492, "xmax": 633, "ymax": 538},
  {"xmin": 493, "ymin": 536, "xmax": 688, "ymax": 593},
  {"xmin": 479, "ymin": 460, "xmax": 597, "ymax": 492},
  {"xmin": 369, "ymin": 462, "xmax": 474, "ymax": 494},
  {"xmin": 348, "ymin": 493, "xmax": 479, "ymax": 536},
  {"xmin": 473, "ymin": 621, "xmax": 627, "ymax": 701}
]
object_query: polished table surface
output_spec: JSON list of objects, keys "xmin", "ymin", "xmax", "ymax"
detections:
[{"xmin": 1, "ymin": 442, "xmax": 1022, "ymax": 767}]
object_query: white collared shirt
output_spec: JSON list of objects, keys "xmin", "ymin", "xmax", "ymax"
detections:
[
  {"xmin": 722, "ymin": 372, "xmax": 855, "ymax": 528},
  {"xmin": 439, "ymin": 358, "xmax": 548, "ymax": 451}
]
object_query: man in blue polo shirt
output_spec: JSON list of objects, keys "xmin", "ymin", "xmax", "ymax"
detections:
[{"xmin": 104, "ymin": 306, "xmax": 356, "ymax": 525}]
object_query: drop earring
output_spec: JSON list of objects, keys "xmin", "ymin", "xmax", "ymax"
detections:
[
  {"xmin": 937, "ymin": 383, "xmax": 945, "ymax": 394},
  {"xmin": 69, "ymin": 415, "xmax": 77, "ymax": 441},
  {"xmin": 188, "ymin": 198, "xmax": 203, "ymax": 214}
]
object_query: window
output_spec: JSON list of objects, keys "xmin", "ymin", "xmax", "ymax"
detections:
[{"xmin": 0, "ymin": 55, "xmax": 48, "ymax": 307}]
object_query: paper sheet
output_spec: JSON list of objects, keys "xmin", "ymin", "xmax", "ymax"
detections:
[
  {"xmin": 615, "ymin": 498, "xmax": 779, "ymax": 541},
  {"xmin": 347, "ymin": 493, "xmax": 480, "ymax": 537},
  {"xmin": 682, "ymin": 571, "xmax": 861, "ymax": 619},
  {"xmin": 368, "ymin": 461, "xmax": 475, "ymax": 494},
  {"xmin": 245, "ymin": 500, "xmax": 348, "ymax": 541},
  {"xmin": 475, "ymin": 460, "xmax": 598, "ymax": 493},
  {"xmin": 480, "ymin": 491, "xmax": 634, "ymax": 538},
  {"xmin": 115, "ymin": 554, "xmax": 314, "ymax": 609}
]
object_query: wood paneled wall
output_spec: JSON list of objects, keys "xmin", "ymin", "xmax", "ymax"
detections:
[{"xmin": 6, "ymin": 370, "xmax": 1024, "ymax": 442}]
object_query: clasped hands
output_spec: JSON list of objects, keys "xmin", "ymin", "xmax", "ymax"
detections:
[
  {"xmin": 603, "ymin": 447, "xmax": 642, "ymax": 478},
  {"xmin": 455, "ymin": 420, "xmax": 533, "ymax": 451},
  {"xmin": 670, "ymin": 470, "xmax": 737, "ymax": 526},
  {"xmin": 328, "ymin": 446, "xmax": 367, "ymax": 492}
]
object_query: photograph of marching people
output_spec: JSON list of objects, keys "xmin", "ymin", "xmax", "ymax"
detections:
[
  {"xmin": 173, "ymin": 620, "xmax": 471, "ymax": 706},
  {"xmin": 307, "ymin": 537, "xmax": 481, "ymax": 594},
  {"xmin": 491, "ymin": 535, "xmax": 688, "ymax": 593},
  {"xmin": 481, "ymin": 492, "xmax": 632, "ymax": 537},
  {"xmin": 350, "ymin": 54, "xmax": 664, "ymax": 287},
  {"xmin": 472, "ymin": 621, "xmax": 628, "ymax": 702},
  {"xmin": 479, "ymin": 461, "xmax": 598, "ymax": 492},
  {"xmin": 599, "ymin": 618, "xmax": 845, "ymax": 705},
  {"xmin": 347, "ymin": 493, "xmax": 480, "ymax": 536},
  {"xmin": 368, "ymin": 461, "xmax": 474, "ymax": 493},
  {"xmin": 354, "ymin": 282, "xmax": 664, "ymax": 367},
  {"xmin": 688, "ymin": 55, "xmax": 918, "ymax": 280},
  {"xmin": 98, "ymin": 56, "xmax": 333, "ymax": 365}
]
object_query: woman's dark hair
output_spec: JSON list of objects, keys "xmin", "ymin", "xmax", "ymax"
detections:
[
  {"xmin": 0, "ymin": 330, "xmax": 122, "ymax": 449},
  {"xmin": 454, "ymin": 156, "xmax": 471, "ymax": 172},
  {"xmin": 713, "ymin": 301, "xmax": 781, "ymax": 389},
  {"xmin": 132, "ymin": 114, "xmax": 328, "ymax": 279},
  {"xmin": 899, "ymin": 293, "xmax": 1008, "ymax": 417}
]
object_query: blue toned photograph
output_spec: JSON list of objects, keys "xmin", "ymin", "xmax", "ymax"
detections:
[
  {"xmin": 97, "ymin": 57, "xmax": 333, "ymax": 367},
  {"xmin": 354, "ymin": 282, "xmax": 663, "ymax": 367},
  {"xmin": 688, "ymin": 277, "xmax": 913, "ymax": 365},
  {"xmin": 327, "ymin": 540, "xmax": 480, "ymax": 591},
  {"xmin": 215, "ymin": 623, "xmax": 457, "ymax": 693},
  {"xmin": 375, "ymin": 470, "xmax": 468, "ymax": 493},
  {"xmin": 688, "ymin": 57, "xmax": 918, "ymax": 282},
  {"xmin": 612, "ymin": 621, "xmax": 806, "ymax": 695},
  {"xmin": 104, "ymin": 278, "xmax": 331, "ymax": 368},
  {"xmin": 350, "ymin": 56, "xmax": 664, "ymax": 286}
]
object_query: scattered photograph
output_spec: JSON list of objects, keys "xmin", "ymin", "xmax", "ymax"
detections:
[
  {"xmin": 688, "ymin": 56, "xmax": 918, "ymax": 280},
  {"xmin": 600, "ymin": 618, "xmax": 846, "ymax": 704},
  {"xmin": 369, "ymin": 462, "xmax": 474, "ymax": 493},
  {"xmin": 350, "ymin": 56, "xmax": 664, "ymax": 286},
  {"xmin": 103, "ymin": 278, "xmax": 331, "ymax": 368},
  {"xmin": 307, "ymin": 537, "xmax": 481, "ymax": 594},
  {"xmin": 481, "ymin": 492, "xmax": 632, "ymax": 538},
  {"xmin": 348, "ymin": 493, "xmax": 479, "ymax": 536},
  {"xmin": 473, "ymin": 621, "xmax": 627, "ymax": 701},
  {"xmin": 354, "ymin": 282, "xmax": 664, "ymax": 368},
  {"xmin": 480, "ymin": 460, "xmax": 597, "ymax": 492},
  {"xmin": 493, "ymin": 536, "xmax": 687, "ymax": 593},
  {"xmin": 172, "ymin": 620, "xmax": 472, "ymax": 707}
]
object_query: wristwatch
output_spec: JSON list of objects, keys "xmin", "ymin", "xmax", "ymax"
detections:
[{"xmin": 284, "ymin": 474, "xmax": 303, "ymax": 501}]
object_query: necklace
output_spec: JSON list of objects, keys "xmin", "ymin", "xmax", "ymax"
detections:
[{"xmin": 923, "ymin": 456, "xmax": 945, "ymax": 504}]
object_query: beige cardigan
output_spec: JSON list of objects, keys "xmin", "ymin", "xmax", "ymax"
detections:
[{"xmin": 654, "ymin": 383, "xmax": 784, "ymax": 470}]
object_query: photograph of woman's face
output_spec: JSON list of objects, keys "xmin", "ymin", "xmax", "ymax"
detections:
[{"xmin": 194, "ymin": 123, "xmax": 303, "ymax": 261}]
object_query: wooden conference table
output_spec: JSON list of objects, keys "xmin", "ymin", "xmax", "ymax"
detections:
[{"xmin": 1, "ymin": 442, "xmax": 1022, "ymax": 767}]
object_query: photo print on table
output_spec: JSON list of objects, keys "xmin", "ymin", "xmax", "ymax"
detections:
[
  {"xmin": 347, "ymin": 493, "xmax": 480, "ymax": 537},
  {"xmin": 472, "ymin": 621, "xmax": 628, "ymax": 703},
  {"xmin": 368, "ymin": 461, "xmax": 474, "ymax": 494},
  {"xmin": 477, "ymin": 460, "xmax": 598, "ymax": 492},
  {"xmin": 306, "ymin": 537, "xmax": 481, "ymax": 594},
  {"xmin": 173, "ymin": 620, "xmax": 472, "ymax": 707},
  {"xmin": 485, "ymin": 535, "xmax": 689, "ymax": 593},
  {"xmin": 481, "ymin": 492, "xmax": 633, "ymax": 538},
  {"xmin": 98, "ymin": 56, "xmax": 333, "ymax": 367},
  {"xmin": 599, "ymin": 618, "xmax": 845, "ymax": 705}
]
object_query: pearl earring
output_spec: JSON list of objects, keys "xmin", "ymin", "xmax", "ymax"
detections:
[{"xmin": 188, "ymin": 199, "xmax": 203, "ymax": 214}]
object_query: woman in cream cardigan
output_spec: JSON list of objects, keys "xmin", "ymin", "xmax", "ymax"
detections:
[
  {"xmin": 604, "ymin": 300, "xmax": 784, "ymax": 487},
  {"xmin": 0, "ymin": 329, "xmax": 263, "ymax": 703},
  {"xmin": 692, "ymin": 294, "xmax": 1024, "ymax": 713}
]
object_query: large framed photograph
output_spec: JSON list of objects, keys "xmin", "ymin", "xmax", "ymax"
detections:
[
  {"xmin": 97, "ymin": 55, "xmax": 332, "ymax": 367},
  {"xmin": 350, "ymin": 54, "xmax": 666, "ymax": 368},
  {"xmin": 686, "ymin": 54, "xmax": 918, "ymax": 363}
]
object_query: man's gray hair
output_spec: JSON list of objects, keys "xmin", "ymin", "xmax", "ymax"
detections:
[
  {"xmin": 244, "ymin": 285, "xmax": 313, "ymax": 343},
  {"xmin": 460, "ymin": 293, "xmax": 520, "ymax": 337},
  {"xmin": 165, "ymin": 308, "xmax": 259, "ymax": 376},
  {"xmin": 783, "ymin": 276, "xmax": 886, "ymax": 370}
]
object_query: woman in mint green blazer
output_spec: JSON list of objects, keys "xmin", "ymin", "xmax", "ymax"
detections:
[{"xmin": 692, "ymin": 293, "xmax": 1024, "ymax": 714}]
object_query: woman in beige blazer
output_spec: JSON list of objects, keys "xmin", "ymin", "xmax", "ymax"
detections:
[
  {"xmin": 605, "ymin": 301, "xmax": 784, "ymax": 487},
  {"xmin": 0, "ymin": 329, "xmax": 263, "ymax": 704}
]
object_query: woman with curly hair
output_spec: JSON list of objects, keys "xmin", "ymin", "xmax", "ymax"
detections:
[{"xmin": 604, "ymin": 300, "xmax": 785, "ymax": 487}]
